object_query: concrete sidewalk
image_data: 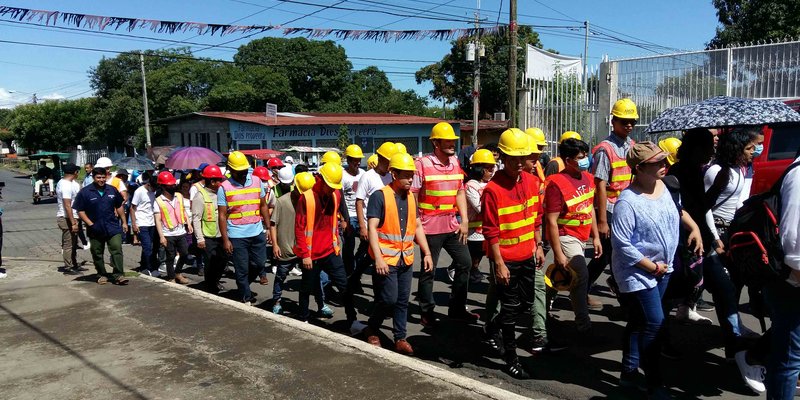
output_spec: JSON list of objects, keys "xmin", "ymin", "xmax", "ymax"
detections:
[{"xmin": 0, "ymin": 259, "xmax": 539, "ymax": 400}]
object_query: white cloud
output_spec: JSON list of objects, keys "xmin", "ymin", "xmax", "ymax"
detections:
[
  {"xmin": 41, "ymin": 92, "xmax": 66, "ymax": 101},
  {"xmin": 0, "ymin": 88, "xmax": 29, "ymax": 109}
]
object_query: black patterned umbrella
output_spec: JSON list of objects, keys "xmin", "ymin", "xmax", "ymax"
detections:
[
  {"xmin": 114, "ymin": 156, "xmax": 155, "ymax": 171},
  {"xmin": 646, "ymin": 96, "xmax": 800, "ymax": 133}
]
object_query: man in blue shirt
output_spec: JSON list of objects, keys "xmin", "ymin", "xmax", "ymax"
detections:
[{"xmin": 73, "ymin": 167, "xmax": 129, "ymax": 285}]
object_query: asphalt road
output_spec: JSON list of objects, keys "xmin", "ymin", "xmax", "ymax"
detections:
[{"xmin": 0, "ymin": 167, "xmax": 768, "ymax": 399}]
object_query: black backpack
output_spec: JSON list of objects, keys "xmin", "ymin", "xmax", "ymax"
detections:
[{"xmin": 727, "ymin": 161, "xmax": 800, "ymax": 287}]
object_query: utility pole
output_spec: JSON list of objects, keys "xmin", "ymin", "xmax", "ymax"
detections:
[
  {"xmin": 583, "ymin": 20, "xmax": 589, "ymax": 91},
  {"xmin": 32, "ymin": 93, "xmax": 38, "ymax": 104},
  {"xmin": 472, "ymin": 2, "xmax": 481, "ymax": 148},
  {"xmin": 139, "ymin": 54, "xmax": 152, "ymax": 148},
  {"xmin": 508, "ymin": 0, "xmax": 517, "ymax": 127}
]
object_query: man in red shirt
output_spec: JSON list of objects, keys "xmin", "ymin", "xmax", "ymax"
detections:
[
  {"xmin": 482, "ymin": 129, "xmax": 545, "ymax": 379},
  {"xmin": 544, "ymin": 138, "xmax": 602, "ymax": 334},
  {"xmin": 294, "ymin": 162, "xmax": 360, "ymax": 332}
]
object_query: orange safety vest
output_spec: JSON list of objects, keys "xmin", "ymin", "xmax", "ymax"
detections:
[
  {"xmin": 485, "ymin": 173, "xmax": 540, "ymax": 261},
  {"xmin": 369, "ymin": 186, "xmax": 417, "ymax": 266},
  {"xmin": 303, "ymin": 190, "xmax": 341, "ymax": 256},
  {"xmin": 417, "ymin": 155, "xmax": 463, "ymax": 215},
  {"xmin": 466, "ymin": 180, "xmax": 485, "ymax": 234},
  {"xmin": 221, "ymin": 175, "xmax": 262, "ymax": 225},
  {"xmin": 552, "ymin": 157, "xmax": 565, "ymax": 173},
  {"xmin": 155, "ymin": 193, "xmax": 187, "ymax": 230},
  {"xmin": 592, "ymin": 141, "xmax": 632, "ymax": 204},
  {"xmin": 546, "ymin": 172, "xmax": 595, "ymax": 241}
]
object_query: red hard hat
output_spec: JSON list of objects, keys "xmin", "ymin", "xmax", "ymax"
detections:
[
  {"xmin": 201, "ymin": 165, "xmax": 224, "ymax": 179},
  {"xmin": 157, "ymin": 171, "xmax": 176, "ymax": 186},
  {"xmin": 267, "ymin": 158, "xmax": 285, "ymax": 169},
  {"xmin": 252, "ymin": 166, "xmax": 271, "ymax": 181}
]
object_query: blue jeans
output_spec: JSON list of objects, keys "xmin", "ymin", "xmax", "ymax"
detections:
[
  {"xmin": 272, "ymin": 258, "xmax": 327, "ymax": 308},
  {"xmin": 137, "ymin": 226, "xmax": 158, "ymax": 272},
  {"xmin": 620, "ymin": 273, "xmax": 670, "ymax": 389},
  {"xmin": 765, "ymin": 280, "xmax": 800, "ymax": 399},
  {"xmin": 368, "ymin": 263, "xmax": 413, "ymax": 340},
  {"xmin": 230, "ymin": 233, "xmax": 267, "ymax": 302},
  {"xmin": 298, "ymin": 252, "xmax": 355, "ymax": 322},
  {"xmin": 703, "ymin": 251, "xmax": 741, "ymax": 350}
]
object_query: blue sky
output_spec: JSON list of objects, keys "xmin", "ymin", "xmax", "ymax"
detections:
[{"xmin": 0, "ymin": 0, "xmax": 719, "ymax": 109}]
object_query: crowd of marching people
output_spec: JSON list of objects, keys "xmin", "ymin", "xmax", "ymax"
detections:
[{"xmin": 53, "ymin": 97, "xmax": 800, "ymax": 399}]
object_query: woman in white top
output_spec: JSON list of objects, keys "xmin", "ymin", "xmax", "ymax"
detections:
[
  {"xmin": 702, "ymin": 127, "xmax": 759, "ymax": 359},
  {"xmin": 464, "ymin": 149, "xmax": 496, "ymax": 284}
]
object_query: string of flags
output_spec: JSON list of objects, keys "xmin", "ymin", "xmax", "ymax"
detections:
[{"xmin": 0, "ymin": 5, "xmax": 504, "ymax": 42}]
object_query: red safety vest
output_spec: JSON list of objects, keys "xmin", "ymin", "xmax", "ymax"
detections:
[
  {"xmin": 592, "ymin": 141, "xmax": 632, "ymax": 204},
  {"xmin": 546, "ymin": 172, "xmax": 595, "ymax": 241},
  {"xmin": 303, "ymin": 190, "xmax": 341, "ymax": 256},
  {"xmin": 369, "ymin": 186, "xmax": 417, "ymax": 266},
  {"xmin": 485, "ymin": 173, "xmax": 540, "ymax": 262},
  {"xmin": 155, "ymin": 193, "xmax": 187, "ymax": 230},
  {"xmin": 221, "ymin": 175, "xmax": 262, "ymax": 225},
  {"xmin": 416, "ymin": 155, "xmax": 463, "ymax": 215}
]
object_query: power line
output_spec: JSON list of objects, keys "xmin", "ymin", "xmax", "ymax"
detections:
[
  {"xmin": 273, "ymin": 0, "xmax": 476, "ymax": 24},
  {"xmin": 372, "ymin": 0, "xmax": 459, "ymax": 29}
]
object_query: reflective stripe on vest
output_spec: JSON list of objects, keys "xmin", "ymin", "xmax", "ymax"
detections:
[
  {"xmin": 546, "ymin": 172, "xmax": 595, "ymax": 240},
  {"xmin": 198, "ymin": 188, "xmax": 218, "ymax": 237},
  {"xmin": 156, "ymin": 193, "xmax": 187, "ymax": 230},
  {"xmin": 221, "ymin": 175, "xmax": 262, "ymax": 225},
  {"xmin": 594, "ymin": 141, "xmax": 632, "ymax": 204},
  {"xmin": 417, "ymin": 155, "xmax": 463, "ymax": 215},
  {"xmin": 368, "ymin": 186, "xmax": 417, "ymax": 266},
  {"xmin": 303, "ymin": 190, "xmax": 341, "ymax": 256},
  {"xmin": 486, "ymin": 173, "xmax": 540, "ymax": 260}
]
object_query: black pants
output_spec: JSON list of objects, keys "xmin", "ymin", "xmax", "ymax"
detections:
[
  {"xmin": 202, "ymin": 237, "xmax": 228, "ymax": 294},
  {"xmin": 587, "ymin": 211, "xmax": 614, "ymax": 290},
  {"xmin": 417, "ymin": 231, "xmax": 472, "ymax": 315},
  {"xmin": 299, "ymin": 252, "xmax": 356, "ymax": 322},
  {"xmin": 348, "ymin": 238, "xmax": 372, "ymax": 290},
  {"xmin": 164, "ymin": 234, "xmax": 189, "ymax": 280},
  {"xmin": 486, "ymin": 258, "xmax": 537, "ymax": 362}
]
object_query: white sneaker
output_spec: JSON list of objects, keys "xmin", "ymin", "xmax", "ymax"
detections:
[
  {"xmin": 735, "ymin": 351, "xmax": 766, "ymax": 393},
  {"xmin": 447, "ymin": 266, "xmax": 455, "ymax": 282},
  {"xmin": 158, "ymin": 263, "xmax": 167, "ymax": 273},
  {"xmin": 349, "ymin": 320, "xmax": 367, "ymax": 336},
  {"xmin": 151, "ymin": 270, "xmax": 161, "ymax": 278},
  {"xmin": 83, "ymin": 243, "xmax": 91, "ymax": 250},
  {"xmin": 676, "ymin": 305, "xmax": 712, "ymax": 324},
  {"xmin": 271, "ymin": 266, "xmax": 277, "ymax": 274},
  {"xmin": 739, "ymin": 323, "xmax": 762, "ymax": 339},
  {"xmin": 0, "ymin": 271, "xmax": 7, "ymax": 279},
  {"xmin": 289, "ymin": 266, "xmax": 302, "ymax": 276}
]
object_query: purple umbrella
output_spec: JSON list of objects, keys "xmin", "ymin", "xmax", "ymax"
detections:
[{"xmin": 164, "ymin": 147, "xmax": 224, "ymax": 170}]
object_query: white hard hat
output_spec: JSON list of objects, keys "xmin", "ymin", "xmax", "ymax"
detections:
[
  {"xmin": 284, "ymin": 156, "xmax": 294, "ymax": 164},
  {"xmin": 95, "ymin": 157, "xmax": 113, "ymax": 168},
  {"xmin": 277, "ymin": 165, "xmax": 294, "ymax": 184}
]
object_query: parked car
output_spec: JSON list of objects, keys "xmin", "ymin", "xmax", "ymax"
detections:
[{"xmin": 752, "ymin": 99, "xmax": 800, "ymax": 195}]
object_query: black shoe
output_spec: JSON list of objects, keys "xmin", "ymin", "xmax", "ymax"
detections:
[
  {"xmin": 505, "ymin": 359, "xmax": 531, "ymax": 380},
  {"xmin": 483, "ymin": 331, "xmax": 505, "ymax": 357},
  {"xmin": 74, "ymin": 266, "xmax": 89, "ymax": 272},
  {"xmin": 63, "ymin": 268, "xmax": 82, "ymax": 275},
  {"xmin": 469, "ymin": 268, "xmax": 484, "ymax": 284},
  {"xmin": 661, "ymin": 342, "xmax": 682, "ymax": 360},
  {"xmin": 526, "ymin": 336, "xmax": 568, "ymax": 354},
  {"xmin": 695, "ymin": 298, "xmax": 715, "ymax": 312},
  {"xmin": 197, "ymin": 267, "xmax": 205, "ymax": 276},
  {"xmin": 620, "ymin": 369, "xmax": 646, "ymax": 390},
  {"xmin": 420, "ymin": 312, "xmax": 440, "ymax": 327},
  {"xmin": 448, "ymin": 308, "xmax": 480, "ymax": 322}
]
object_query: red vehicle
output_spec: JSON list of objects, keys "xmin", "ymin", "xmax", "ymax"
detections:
[{"xmin": 751, "ymin": 99, "xmax": 800, "ymax": 195}]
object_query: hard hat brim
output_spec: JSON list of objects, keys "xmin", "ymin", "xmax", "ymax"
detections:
[{"xmin": 322, "ymin": 177, "xmax": 342, "ymax": 189}]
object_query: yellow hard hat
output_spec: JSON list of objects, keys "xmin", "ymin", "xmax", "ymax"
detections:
[
  {"xmin": 227, "ymin": 151, "xmax": 250, "ymax": 171},
  {"xmin": 471, "ymin": 149, "xmax": 496, "ymax": 165},
  {"xmin": 498, "ymin": 129, "xmax": 532, "ymax": 157},
  {"xmin": 319, "ymin": 162, "xmax": 343, "ymax": 189},
  {"xmin": 518, "ymin": 128, "xmax": 542, "ymax": 154},
  {"xmin": 389, "ymin": 152, "xmax": 416, "ymax": 171},
  {"xmin": 611, "ymin": 98, "xmax": 639, "ymax": 119},
  {"xmin": 525, "ymin": 127, "xmax": 547, "ymax": 146},
  {"xmin": 344, "ymin": 144, "xmax": 364, "ymax": 159},
  {"xmin": 658, "ymin": 137, "xmax": 682, "ymax": 166},
  {"xmin": 430, "ymin": 122, "xmax": 459, "ymax": 140},
  {"xmin": 395, "ymin": 142, "xmax": 407, "ymax": 154},
  {"xmin": 367, "ymin": 154, "xmax": 379, "ymax": 169},
  {"xmin": 294, "ymin": 171, "xmax": 316, "ymax": 193},
  {"xmin": 544, "ymin": 263, "xmax": 574, "ymax": 291},
  {"xmin": 321, "ymin": 151, "xmax": 341, "ymax": 165},
  {"xmin": 559, "ymin": 131, "xmax": 582, "ymax": 143},
  {"xmin": 376, "ymin": 142, "xmax": 398, "ymax": 160}
]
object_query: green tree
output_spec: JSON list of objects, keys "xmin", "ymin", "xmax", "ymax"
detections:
[
  {"xmin": 416, "ymin": 26, "xmax": 543, "ymax": 120},
  {"xmin": 9, "ymin": 98, "xmax": 95, "ymax": 152},
  {"xmin": 337, "ymin": 124, "xmax": 349, "ymax": 152},
  {"xmin": 709, "ymin": 0, "xmax": 800, "ymax": 47}
]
